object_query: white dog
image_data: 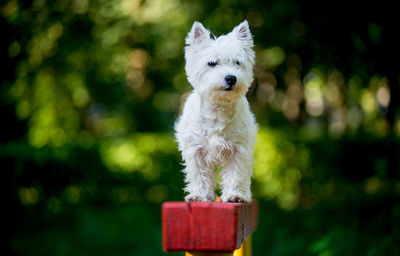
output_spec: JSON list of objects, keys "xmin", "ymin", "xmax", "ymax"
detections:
[{"xmin": 175, "ymin": 20, "xmax": 257, "ymax": 203}]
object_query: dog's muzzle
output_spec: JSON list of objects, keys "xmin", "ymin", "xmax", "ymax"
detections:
[{"xmin": 222, "ymin": 75, "xmax": 237, "ymax": 90}]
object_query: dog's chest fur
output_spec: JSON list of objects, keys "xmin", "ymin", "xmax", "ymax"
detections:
[{"xmin": 198, "ymin": 99, "xmax": 247, "ymax": 165}]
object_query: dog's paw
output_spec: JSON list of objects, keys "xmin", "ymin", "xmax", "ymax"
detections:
[
  {"xmin": 221, "ymin": 193, "xmax": 250, "ymax": 203},
  {"xmin": 185, "ymin": 194, "xmax": 213, "ymax": 202},
  {"xmin": 227, "ymin": 196, "xmax": 245, "ymax": 203}
]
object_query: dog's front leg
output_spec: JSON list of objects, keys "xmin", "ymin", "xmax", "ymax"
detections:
[
  {"xmin": 220, "ymin": 148, "xmax": 252, "ymax": 203},
  {"xmin": 182, "ymin": 149, "xmax": 216, "ymax": 202}
]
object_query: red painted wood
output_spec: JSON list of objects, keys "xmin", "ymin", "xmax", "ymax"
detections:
[{"xmin": 162, "ymin": 200, "xmax": 258, "ymax": 252}]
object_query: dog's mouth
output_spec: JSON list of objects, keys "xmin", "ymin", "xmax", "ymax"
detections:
[{"xmin": 221, "ymin": 85, "xmax": 234, "ymax": 91}]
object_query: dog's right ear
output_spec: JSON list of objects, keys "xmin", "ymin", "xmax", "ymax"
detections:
[{"xmin": 186, "ymin": 21, "xmax": 210, "ymax": 46}]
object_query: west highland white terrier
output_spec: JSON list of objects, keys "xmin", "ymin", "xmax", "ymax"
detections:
[{"xmin": 175, "ymin": 20, "xmax": 257, "ymax": 203}]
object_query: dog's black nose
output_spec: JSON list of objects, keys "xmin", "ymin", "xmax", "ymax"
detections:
[{"xmin": 225, "ymin": 75, "xmax": 237, "ymax": 87}]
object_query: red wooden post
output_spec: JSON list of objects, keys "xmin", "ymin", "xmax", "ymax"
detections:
[{"xmin": 162, "ymin": 200, "xmax": 258, "ymax": 253}]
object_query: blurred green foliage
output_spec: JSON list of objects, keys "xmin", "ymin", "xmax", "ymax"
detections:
[{"xmin": 2, "ymin": 0, "xmax": 400, "ymax": 255}]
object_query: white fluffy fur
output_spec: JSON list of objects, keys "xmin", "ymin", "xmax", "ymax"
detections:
[{"xmin": 175, "ymin": 20, "xmax": 257, "ymax": 203}]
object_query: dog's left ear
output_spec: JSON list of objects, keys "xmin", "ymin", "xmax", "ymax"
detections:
[{"xmin": 232, "ymin": 20, "xmax": 254, "ymax": 47}]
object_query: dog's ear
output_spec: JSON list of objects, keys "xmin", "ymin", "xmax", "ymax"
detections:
[
  {"xmin": 186, "ymin": 21, "xmax": 210, "ymax": 46},
  {"xmin": 232, "ymin": 20, "xmax": 254, "ymax": 47}
]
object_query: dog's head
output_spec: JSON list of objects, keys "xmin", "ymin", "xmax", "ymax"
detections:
[{"xmin": 184, "ymin": 20, "xmax": 255, "ymax": 104}]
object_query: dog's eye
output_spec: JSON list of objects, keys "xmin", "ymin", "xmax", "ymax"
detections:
[
  {"xmin": 208, "ymin": 61, "xmax": 217, "ymax": 67},
  {"xmin": 235, "ymin": 60, "xmax": 240, "ymax": 66}
]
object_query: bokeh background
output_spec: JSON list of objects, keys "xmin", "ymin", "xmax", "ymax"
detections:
[{"xmin": 2, "ymin": 0, "xmax": 400, "ymax": 255}]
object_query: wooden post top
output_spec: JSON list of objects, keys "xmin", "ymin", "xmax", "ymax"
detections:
[{"xmin": 162, "ymin": 200, "xmax": 258, "ymax": 253}]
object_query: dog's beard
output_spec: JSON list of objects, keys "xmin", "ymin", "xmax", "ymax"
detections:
[{"xmin": 200, "ymin": 83, "xmax": 247, "ymax": 105}]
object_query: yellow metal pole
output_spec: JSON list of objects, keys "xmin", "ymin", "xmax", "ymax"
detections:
[
  {"xmin": 185, "ymin": 236, "xmax": 252, "ymax": 256},
  {"xmin": 234, "ymin": 236, "xmax": 251, "ymax": 256},
  {"xmin": 185, "ymin": 252, "xmax": 233, "ymax": 256}
]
